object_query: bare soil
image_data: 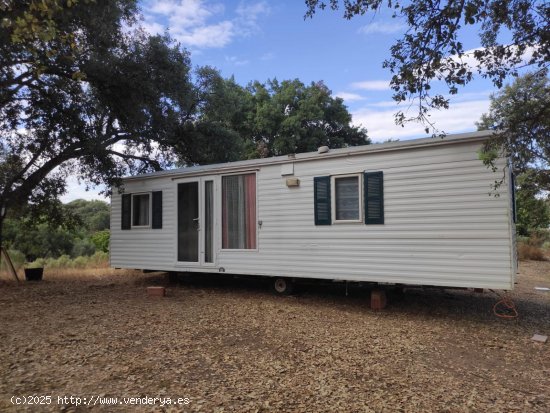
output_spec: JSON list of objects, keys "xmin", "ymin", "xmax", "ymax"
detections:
[{"xmin": 0, "ymin": 262, "xmax": 549, "ymax": 412}]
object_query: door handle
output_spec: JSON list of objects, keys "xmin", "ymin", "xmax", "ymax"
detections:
[{"xmin": 193, "ymin": 218, "xmax": 200, "ymax": 230}]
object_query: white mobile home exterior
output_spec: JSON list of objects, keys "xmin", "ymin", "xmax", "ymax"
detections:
[{"xmin": 110, "ymin": 131, "xmax": 517, "ymax": 290}]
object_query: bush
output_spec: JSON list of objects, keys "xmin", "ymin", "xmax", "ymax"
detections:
[
  {"xmin": 47, "ymin": 255, "xmax": 73, "ymax": 268},
  {"xmin": 527, "ymin": 229, "xmax": 550, "ymax": 247},
  {"xmin": 518, "ymin": 242, "xmax": 546, "ymax": 261},
  {"xmin": 88, "ymin": 251, "xmax": 109, "ymax": 267},
  {"xmin": 27, "ymin": 258, "xmax": 46, "ymax": 268},
  {"xmin": 72, "ymin": 256, "xmax": 89, "ymax": 268},
  {"xmin": 90, "ymin": 230, "xmax": 110, "ymax": 253},
  {"xmin": 71, "ymin": 238, "xmax": 96, "ymax": 258}
]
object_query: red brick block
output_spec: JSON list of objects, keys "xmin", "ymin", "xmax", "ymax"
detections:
[
  {"xmin": 370, "ymin": 289, "xmax": 387, "ymax": 310},
  {"xmin": 147, "ymin": 286, "xmax": 166, "ymax": 297}
]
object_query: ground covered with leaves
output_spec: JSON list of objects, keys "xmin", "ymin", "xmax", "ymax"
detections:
[{"xmin": 0, "ymin": 262, "xmax": 549, "ymax": 412}]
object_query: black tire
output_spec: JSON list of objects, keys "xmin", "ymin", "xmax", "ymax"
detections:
[{"xmin": 272, "ymin": 277, "xmax": 294, "ymax": 295}]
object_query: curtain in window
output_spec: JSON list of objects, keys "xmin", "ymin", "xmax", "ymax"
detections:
[
  {"xmin": 133, "ymin": 194, "xmax": 150, "ymax": 226},
  {"xmin": 204, "ymin": 181, "xmax": 214, "ymax": 262},
  {"xmin": 222, "ymin": 174, "xmax": 256, "ymax": 249}
]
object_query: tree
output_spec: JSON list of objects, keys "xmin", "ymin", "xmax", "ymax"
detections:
[
  {"xmin": 477, "ymin": 70, "xmax": 550, "ymax": 191},
  {"xmin": 0, "ymin": 1, "xmax": 195, "ymax": 243},
  {"xmin": 514, "ymin": 172, "xmax": 550, "ymax": 236},
  {"xmin": 171, "ymin": 72, "xmax": 369, "ymax": 163},
  {"xmin": 171, "ymin": 67, "xmax": 251, "ymax": 165},
  {"xmin": 242, "ymin": 79, "xmax": 369, "ymax": 157},
  {"xmin": 65, "ymin": 199, "xmax": 110, "ymax": 231},
  {"xmin": 304, "ymin": 1, "xmax": 549, "ymax": 133}
]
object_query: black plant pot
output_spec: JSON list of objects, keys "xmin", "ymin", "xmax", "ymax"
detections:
[{"xmin": 25, "ymin": 267, "xmax": 43, "ymax": 281}]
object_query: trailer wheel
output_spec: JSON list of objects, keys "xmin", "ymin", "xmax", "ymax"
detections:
[{"xmin": 272, "ymin": 277, "xmax": 294, "ymax": 295}]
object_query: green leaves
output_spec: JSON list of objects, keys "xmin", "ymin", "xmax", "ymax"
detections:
[
  {"xmin": 305, "ymin": 0, "xmax": 549, "ymax": 134},
  {"xmin": 477, "ymin": 70, "xmax": 550, "ymax": 198}
]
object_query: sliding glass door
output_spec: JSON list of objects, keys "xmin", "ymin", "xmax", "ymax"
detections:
[{"xmin": 177, "ymin": 178, "xmax": 216, "ymax": 265}]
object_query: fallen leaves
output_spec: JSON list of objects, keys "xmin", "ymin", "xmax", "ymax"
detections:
[{"xmin": 0, "ymin": 262, "xmax": 548, "ymax": 412}]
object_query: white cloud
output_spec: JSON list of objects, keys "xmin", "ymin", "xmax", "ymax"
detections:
[
  {"xmin": 352, "ymin": 97, "xmax": 491, "ymax": 142},
  {"xmin": 441, "ymin": 45, "xmax": 540, "ymax": 75},
  {"xmin": 225, "ymin": 55, "xmax": 250, "ymax": 66},
  {"xmin": 357, "ymin": 21, "xmax": 405, "ymax": 35},
  {"xmin": 235, "ymin": 1, "xmax": 270, "ymax": 36},
  {"xmin": 60, "ymin": 177, "xmax": 106, "ymax": 203},
  {"xmin": 335, "ymin": 92, "xmax": 366, "ymax": 102},
  {"xmin": 178, "ymin": 21, "xmax": 235, "ymax": 48},
  {"xmin": 141, "ymin": 20, "xmax": 165, "ymax": 35},
  {"xmin": 260, "ymin": 52, "xmax": 275, "ymax": 61},
  {"xmin": 351, "ymin": 80, "xmax": 391, "ymax": 91},
  {"xmin": 142, "ymin": 0, "xmax": 269, "ymax": 49}
]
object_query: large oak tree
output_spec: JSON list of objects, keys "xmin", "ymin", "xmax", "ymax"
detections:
[{"xmin": 0, "ymin": 0, "xmax": 194, "ymax": 239}]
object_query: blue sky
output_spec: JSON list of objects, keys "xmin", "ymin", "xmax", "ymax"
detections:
[{"xmin": 62, "ymin": 0, "xmax": 506, "ymax": 202}]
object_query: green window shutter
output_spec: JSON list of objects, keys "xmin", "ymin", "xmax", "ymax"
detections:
[
  {"xmin": 152, "ymin": 191, "xmax": 163, "ymax": 229},
  {"xmin": 364, "ymin": 171, "xmax": 384, "ymax": 225},
  {"xmin": 511, "ymin": 172, "xmax": 517, "ymax": 224},
  {"xmin": 121, "ymin": 194, "xmax": 131, "ymax": 230},
  {"xmin": 314, "ymin": 176, "xmax": 331, "ymax": 225}
]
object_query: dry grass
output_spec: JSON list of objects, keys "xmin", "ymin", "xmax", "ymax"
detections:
[
  {"xmin": 518, "ymin": 242, "xmax": 548, "ymax": 261},
  {"xmin": 0, "ymin": 263, "xmax": 137, "ymax": 284}
]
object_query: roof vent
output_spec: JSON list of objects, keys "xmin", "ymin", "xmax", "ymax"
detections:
[{"xmin": 318, "ymin": 146, "xmax": 329, "ymax": 154}]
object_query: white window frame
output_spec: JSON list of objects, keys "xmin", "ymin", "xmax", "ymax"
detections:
[
  {"xmin": 131, "ymin": 192, "xmax": 152, "ymax": 228},
  {"xmin": 331, "ymin": 174, "xmax": 363, "ymax": 224}
]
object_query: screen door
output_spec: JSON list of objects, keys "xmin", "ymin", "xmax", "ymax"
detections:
[{"xmin": 177, "ymin": 181, "xmax": 199, "ymax": 262}]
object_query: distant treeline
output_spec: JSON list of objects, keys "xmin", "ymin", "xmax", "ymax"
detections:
[{"xmin": 3, "ymin": 199, "xmax": 110, "ymax": 261}]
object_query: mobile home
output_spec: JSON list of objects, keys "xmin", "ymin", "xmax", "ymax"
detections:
[{"xmin": 110, "ymin": 131, "xmax": 517, "ymax": 292}]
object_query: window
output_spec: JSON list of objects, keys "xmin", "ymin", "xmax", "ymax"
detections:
[
  {"xmin": 333, "ymin": 175, "xmax": 361, "ymax": 222},
  {"xmin": 332, "ymin": 175, "xmax": 362, "ymax": 223},
  {"xmin": 222, "ymin": 173, "xmax": 257, "ymax": 249},
  {"xmin": 313, "ymin": 171, "xmax": 384, "ymax": 226},
  {"xmin": 121, "ymin": 191, "xmax": 162, "ymax": 230},
  {"xmin": 132, "ymin": 193, "xmax": 150, "ymax": 227}
]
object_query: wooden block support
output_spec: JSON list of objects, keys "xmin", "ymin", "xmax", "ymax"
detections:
[
  {"xmin": 147, "ymin": 286, "xmax": 166, "ymax": 297},
  {"xmin": 370, "ymin": 289, "xmax": 387, "ymax": 310}
]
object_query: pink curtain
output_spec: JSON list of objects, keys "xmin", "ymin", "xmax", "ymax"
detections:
[
  {"xmin": 222, "ymin": 182, "xmax": 229, "ymax": 249},
  {"xmin": 245, "ymin": 174, "xmax": 256, "ymax": 249},
  {"xmin": 222, "ymin": 174, "xmax": 256, "ymax": 249}
]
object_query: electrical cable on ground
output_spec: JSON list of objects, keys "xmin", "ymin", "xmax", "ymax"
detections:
[{"xmin": 490, "ymin": 290, "xmax": 518, "ymax": 319}]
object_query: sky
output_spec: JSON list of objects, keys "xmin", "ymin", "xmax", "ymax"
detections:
[{"xmin": 62, "ymin": 0, "xmax": 502, "ymax": 202}]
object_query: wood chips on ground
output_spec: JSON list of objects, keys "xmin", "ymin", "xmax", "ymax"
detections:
[{"xmin": 0, "ymin": 261, "xmax": 549, "ymax": 412}]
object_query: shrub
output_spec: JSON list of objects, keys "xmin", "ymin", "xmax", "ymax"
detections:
[
  {"xmin": 72, "ymin": 256, "xmax": 89, "ymax": 268},
  {"xmin": 27, "ymin": 258, "xmax": 46, "ymax": 268},
  {"xmin": 71, "ymin": 238, "xmax": 96, "ymax": 258},
  {"xmin": 90, "ymin": 230, "xmax": 110, "ymax": 253},
  {"xmin": 88, "ymin": 251, "xmax": 109, "ymax": 267},
  {"xmin": 518, "ymin": 242, "xmax": 546, "ymax": 261},
  {"xmin": 528, "ymin": 229, "xmax": 550, "ymax": 247},
  {"xmin": 56, "ymin": 255, "xmax": 72, "ymax": 268}
]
